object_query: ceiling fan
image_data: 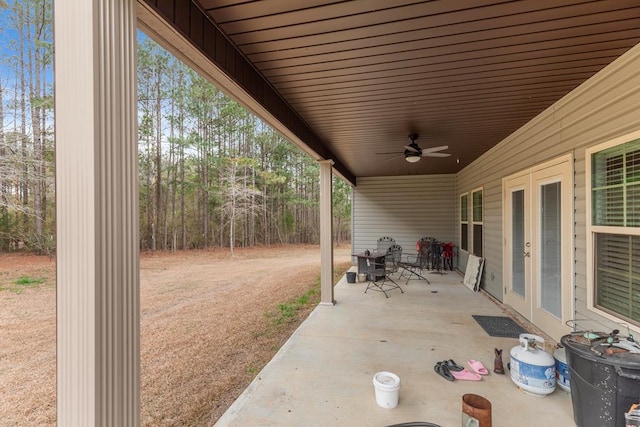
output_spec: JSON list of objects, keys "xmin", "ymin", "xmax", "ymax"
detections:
[{"xmin": 379, "ymin": 134, "xmax": 450, "ymax": 163}]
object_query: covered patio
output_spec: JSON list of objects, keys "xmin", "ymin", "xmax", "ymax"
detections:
[
  {"xmin": 216, "ymin": 272, "xmax": 573, "ymax": 426},
  {"xmin": 53, "ymin": 1, "xmax": 640, "ymax": 424}
]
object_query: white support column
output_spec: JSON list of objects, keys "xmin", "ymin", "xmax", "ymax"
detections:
[
  {"xmin": 55, "ymin": 1, "xmax": 139, "ymax": 425},
  {"xmin": 319, "ymin": 160, "xmax": 335, "ymax": 305}
]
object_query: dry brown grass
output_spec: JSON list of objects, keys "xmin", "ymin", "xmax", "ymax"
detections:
[{"xmin": 0, "ymin": 244, "xmax": 351, "ymax": 426}]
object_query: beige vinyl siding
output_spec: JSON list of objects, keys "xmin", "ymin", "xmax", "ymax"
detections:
[
  {"xmin": 353, "ymin": 175, "xmax": 456, "ymax": 261},
  {"xmin": 456, "ymin": 42, "xmax": 640, "ymax": 333}
]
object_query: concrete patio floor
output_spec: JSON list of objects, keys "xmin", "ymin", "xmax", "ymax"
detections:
[{"xmin": 216, "ymin": 269, "xmax": 575, "ymax": 426}]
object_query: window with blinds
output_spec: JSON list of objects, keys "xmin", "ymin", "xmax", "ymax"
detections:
[
  {"xmin": 460, "ymin": 193, "xmax": 468, "ymax": 251},
  {"xmin": 472, "ymin": 189, "xmax": 483, "ymax": 257},
  {"xmin": 591, "ymin": 138, "xmax": 640, "ymax": 324}
]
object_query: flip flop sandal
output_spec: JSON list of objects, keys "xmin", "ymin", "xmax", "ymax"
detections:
[
  {"xmin": 434, "ymin": 361, "xmax": 454, "ymax": 381},
  {"xmin": 444, "ymin": 359, "xmax": 464, "ymax": 371},
  {"xmin": 467, "ymin": 359, "xmax": 489, "ymax": 375},
  {"xmin": 450, "ymin": 368, "xmax": 482, "ymax": 381}
]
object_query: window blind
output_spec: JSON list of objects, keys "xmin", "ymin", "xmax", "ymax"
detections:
[
  {"xmin": 592, "ymin": 137, "xmax": 640, "ymax": 325},
  {"xmin": 595, "ymin": 233, "xmax": 640, "ymax": 323},
  {"xmin": 592, "ymin": 139, "xmax": 640, "ymax": 226}
]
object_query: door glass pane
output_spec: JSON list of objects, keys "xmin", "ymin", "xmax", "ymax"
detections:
[
  {"xmin": 540, "ymin": 182, "xmax": 561, "ymax": 318},
  {"xmin": 512, "ymin": 189, "xmax": 525, "ymax": 297}
]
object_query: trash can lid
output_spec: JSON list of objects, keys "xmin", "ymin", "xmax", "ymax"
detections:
[{"xmin": 561, "ymin": 334, "xmax": 640, "ymax": 368}]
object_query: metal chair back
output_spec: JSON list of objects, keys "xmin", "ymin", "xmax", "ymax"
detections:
[{"xmin": 377, "ymin": 236, "xmax": 396, "ymax": 254}]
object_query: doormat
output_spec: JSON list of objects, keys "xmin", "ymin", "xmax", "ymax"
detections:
[{"xmin": 471, "ymin": 315, "xmax": 528, "ymax": 338}]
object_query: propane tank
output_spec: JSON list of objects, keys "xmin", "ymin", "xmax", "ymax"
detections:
[
  {"xmin": 554, "ymin": 346, "xmax": 570, "ymax": 392},
  {"xmin": 510, "ymin": 333, "xmax": 556, "ymax": 395}
]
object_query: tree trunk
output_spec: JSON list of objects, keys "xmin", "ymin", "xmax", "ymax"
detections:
[
  {"xmin": 202, "ymin": 122, "xmax": 209, "ymax": 249},
  {"xmin": 166, "ymin": 79, "xmax": 177, "ymax": 251},
  {"xmin": 154, "ymin": 63, "xmax": 163, "ymax": 251},
  {"xmin": 30, "ymin": 2, "xmax": 44, "ymax": 243},
  {"xmin": 19, "ymin": 2, "xmax": 29, "ymax": 233},
  {"xmin": 180, "ymin": 139, "xmax": 186, "ymax": 249},
  {"xmin": 0, "ymin": 79, "xmax": 7, "ymax": 250}
]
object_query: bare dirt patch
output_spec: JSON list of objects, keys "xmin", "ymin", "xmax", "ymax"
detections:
[{"xmin": 0, "ymin": 244, "xmax": 351, "ymax": 426}]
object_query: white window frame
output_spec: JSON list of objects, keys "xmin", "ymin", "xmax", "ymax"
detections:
[
  {"xmin": 586, "ymin": 129, "xmax": 640, "ymax": 332},
  {"xmin": 460, "ymin": 193, "xmax": 469, "ymax": 253},
  {"xmin": 471, "ymin": 187, "xmax": 484, "ymax": 257}
]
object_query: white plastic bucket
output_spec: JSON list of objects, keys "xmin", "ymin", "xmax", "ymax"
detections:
[{"xmin": 372, "ymin": 371, "xmax": 400, "ymax": 409}]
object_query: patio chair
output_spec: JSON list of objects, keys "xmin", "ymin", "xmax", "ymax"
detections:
[
  {"xmin": 441, "ymin": 242, "xmax": 455, "ymax": 271},
  {"xmin": 386, "ymin": 244, "xmax": 403, "ymax": 275},
  {"xmin": 429, "ymin": 239, "xmax": 444, "ymax": 274},
  {"xmin": 399, "ymin": 237, "xmax": 431, "ymax": 284},
  {"xmin": 365, "ymin": 252, "xmax": 404, "ymax": 298},
  {"xmin": 376, "ymin": 236, "xmax": 396, "ymax": 254}
]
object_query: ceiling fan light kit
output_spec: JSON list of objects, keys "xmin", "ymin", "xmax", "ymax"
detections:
[{"xmin": 405, "ymin": 153, "xmax": 421, "ymax": 163}]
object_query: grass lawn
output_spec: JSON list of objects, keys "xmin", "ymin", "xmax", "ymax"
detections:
[{"xmin": 0, "ymin": 244, "xmax": 351, "ymax": 426}]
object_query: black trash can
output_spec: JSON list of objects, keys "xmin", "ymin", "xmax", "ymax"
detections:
[
  {"xmin": 346, "ymin": 272, "xmax": 356, "ymax": 283},
  {"xmin": 561, "ymin": 334, "xmax": 640, "ymax": 427}
]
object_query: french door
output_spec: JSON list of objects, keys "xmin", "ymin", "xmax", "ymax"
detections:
[{"xmin": 503, "ymin": 155, "xmax": 573, "ymax": 341}]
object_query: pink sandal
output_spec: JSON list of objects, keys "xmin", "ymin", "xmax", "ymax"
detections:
[
  {"xmin": 451, "ymin": 368, "xmax": 482, "ymax": 381},
  {"xmin": 468, "ymin": 359, "xmax": 489, "ymax": 375}
]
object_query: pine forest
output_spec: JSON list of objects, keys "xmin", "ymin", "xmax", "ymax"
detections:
[{"xmin": 0, "ymin": 0, "xmax": 352, "ymax": 255}]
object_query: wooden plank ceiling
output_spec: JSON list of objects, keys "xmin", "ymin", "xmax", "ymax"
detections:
[{"xmin": 192, "ymin": 0, "xmax": 640, "ymax": 178}]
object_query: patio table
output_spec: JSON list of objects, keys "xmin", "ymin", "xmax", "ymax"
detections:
[{"xmin": 352, "ymin": 251, "xmax": 386, "ymax": 280}]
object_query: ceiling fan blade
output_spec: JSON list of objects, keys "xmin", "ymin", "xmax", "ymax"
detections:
[
  {"xmin": 385, "ymin": 154, "xmax": 404, "ymax": 161},
  {"xmin": 421, "ymin": 145, "xmax": 449, "ymax": 153},
  {"xmin": 376, "ymin": 151, "xmax": 401, "ymax": 155},
  {"xmin": 422, "ymin": 152, "xmax": 451, "ymax": 157},
  {"xmin": 404, "ymin": 144, "xmax": 421, "ymax": 153}
]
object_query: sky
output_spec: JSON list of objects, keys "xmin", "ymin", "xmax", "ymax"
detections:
[{"xmin": 0, "ymin": 1, "xmax": 54, "ymax": 133}]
